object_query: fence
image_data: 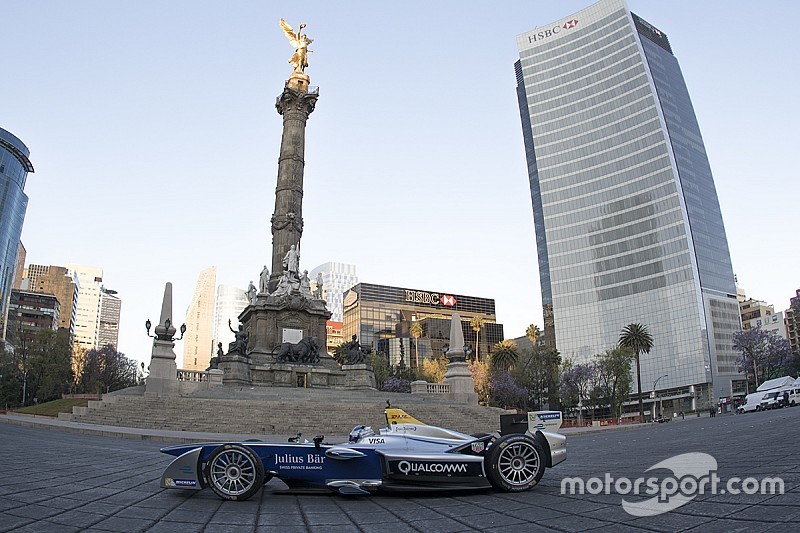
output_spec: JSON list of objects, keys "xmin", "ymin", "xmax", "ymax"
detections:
[
  {"xmin": 561, "ymin": 416, "xmax": 643, "ymax": 428},
  {"xmin": 61, "ymin": 393, "xmax": 102, "ymax": 400}
]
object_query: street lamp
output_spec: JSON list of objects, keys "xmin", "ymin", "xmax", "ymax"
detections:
[
  {"xmin": 652, "ymin": 374, "xmax": 668, "ymax": 421},
  {"xmin": 145, "ymin": 318, "xmax": 186, "ymax": 341}
]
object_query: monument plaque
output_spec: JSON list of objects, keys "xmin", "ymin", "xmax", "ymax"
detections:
[{"xmin": 282, "ymin": 328, "xmax": 303, "ymax": 344}]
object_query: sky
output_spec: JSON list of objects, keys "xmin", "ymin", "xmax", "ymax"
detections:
[{"xmin": 3, "ymin": 1, "xmax": 799, "ymax": 368}]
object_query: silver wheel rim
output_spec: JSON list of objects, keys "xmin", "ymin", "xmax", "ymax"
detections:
[
  {"xmin": 497, "ymin": 441, "xmax": 540, "ymax": 486},
  {"xmin": 209, "ymin": 450, "xmax": 256, "ymax": 496}
]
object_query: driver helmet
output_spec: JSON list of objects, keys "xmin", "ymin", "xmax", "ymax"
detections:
[{"xmin": 348, "ymin": 425, "xmax": 374, "ymax": 442}]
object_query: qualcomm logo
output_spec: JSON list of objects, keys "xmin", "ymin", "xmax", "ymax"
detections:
[{"xmin": 397, "ymin": 461, "xmax": 468, "ymax": 475}]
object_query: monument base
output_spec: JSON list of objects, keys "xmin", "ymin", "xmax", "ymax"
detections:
[
  {"xmin": 240, "ymin": 292, "xmax": 331, "ymax": 366},
  {"xmin": 342, "ymin": 364, "xmax": 377, "ymax": 390},
  {"xmin": 443, "ymin": 361, "xmax": 478, "ymax": 405},
  {"xmin": 145, "ymin": 339, "xmax": 178, "ymax": 397},
  {"xmin": 220, "ymin": 354, "xmax": 252, "ymax": 385},
  {"xmin": 252, "ymin": 363, "xmax": 345, "ymax": 388}
]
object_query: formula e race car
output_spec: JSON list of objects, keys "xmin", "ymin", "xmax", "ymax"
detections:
[{"xmin": 159, "ymin": 405, "xmax": 567, "ymax": 501}]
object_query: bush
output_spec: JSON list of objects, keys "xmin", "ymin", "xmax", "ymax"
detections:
[
  {"xmin": 381, "ymin": 376, "xmax": 411, "ymax": 393},
  {"xmin": 489, "ymin": 371, "xmax": 528, "ymax": 409}
]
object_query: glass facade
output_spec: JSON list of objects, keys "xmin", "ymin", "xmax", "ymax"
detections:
[
  {"xmin": 516, "ymin": 0, "xmax": 740, "ymax": 399},
  {"xmin": 342, "ymin": 283, "xmax": 504, "ymax": 366},
  {"xmin": 0, "ymin": 127, "xmax": 33, "ymax": 343}
]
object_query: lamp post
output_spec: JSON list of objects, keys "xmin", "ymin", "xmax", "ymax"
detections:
[
  {"xmin": 652, "ymin": 374, "xmax": 668, "ymax": 421},
  {"xmin": 145, "ymin": 318, "xmax": 186, "ymax": 342}
]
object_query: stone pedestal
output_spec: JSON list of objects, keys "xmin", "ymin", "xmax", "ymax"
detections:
[
  {"xmin": 219, "ymin": 354, "xmax": 252, "ymax": 385},
  {"xmin": 239, "ymin": 292, "xmax": 331, "ymax": 365},
  {"xmin": 342, "ymin": 364, "xmax": 377, "ymax": 390},
  {"xmin": 443, "ymin": 361, "xmax": 478, "ymax": 405},
  {"xmin": 146, "ymin": 339, "xmax": 178, "ymax": 397},
  {"xmin": 251, "ymin": 363, "xmax": 346, "ymax": 388}
]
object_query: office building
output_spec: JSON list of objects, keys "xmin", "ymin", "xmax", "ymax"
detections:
[
  {"xmin": 786, "ymin": 290, "xmax": 800, "ymax": 356},
  {"xmin": 309, "ymin": 262, "xmax": 358, "ymax": 322},
  {"xmin": 65, "ymin": 264, "xmax": 104, "ymax": 355},
  {"xmin": 515, "ymin": 0, "xmax": 741, "ymax": 403},
  {"xmin": 213, "ymin": 284, "xmax": 249, "ymax": 358},
  {"xmin": 0, "ymin": 127, "xmax": 34, "ymax": 343},
  {"xmin": 737, "ymin": 291, "xmax": 786, "ymax": 339},
  {"xmin": 25, "ymin": 264, "xmax": 80, "ymax": 342},
  {"xmin": 342, "ymin": 283, "xmax": 504, "ymax": 367},
  {"xmin": 183, "ymin": 266, "xmax": 216, "ymax": 370},
  {"xmin": 13, "ymin": 243, "xmax": 25, "ymax": 290},
  {"xmin": 7, "ymin": 289, "xmax": 59, "ymax": 344},
  {"xmin": 98, "ymin": 287, "xmax": 122, "ymax": 349},
  {"xmin": 325, "ymin": 320, "xmax": 343, "ymax": 356}
]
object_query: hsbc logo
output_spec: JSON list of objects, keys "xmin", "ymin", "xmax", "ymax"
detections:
[
  {"xmin": 404, "ymin": 290, "xmax": 457, "ymax": 308},
  {"xmin": 528, "ymin": 19, "xmax": 579, "ymax": 43},
  {"xmin": 441, "ymin": 295, "xmax": 456, "ymax": 307}
]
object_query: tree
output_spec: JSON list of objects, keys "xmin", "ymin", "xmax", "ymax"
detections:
[
  {"xmin": 560, "ymin": 360, "xmax": 597, "ymax": 423},
  {"xmin": 513, "ymin": 344, "xmax": 561, "ymax": 410},
  {"xmin": 420, "ymin": 357, "xmax": 447, "ymax": 384},
  {"xmin": 0, "ymin": 347, "xmax": 24, "ymax": 407},
  {"xmin": 593, "ymin": 348, "xmax": 634, "ymax": 418},
  {"xmin": 733, "ymin": 327, "xmax": 793, "ymax": 388},
  {"xmin": 366, "ymin": 353, "xmax": 390, "ymax": 389},
  {"xmin": 525, "ymin": 324, "xmax": 540, "ymax": 345},
  {"xmin": 619, "ymin": 323, "xmax": 654, "ymax": 422},
  {"xmin": 74, "ymin": 344, "xmax": 138, "ymax": 394},
  {"xmin": 470, "ymin": 316, "xmax": 485, "ymax": 362},
  {"xmin": 25, "ymin": 330, "xmax": 73, "ymax": 404},
  {"xmin": 409, "ymin": 321, "xmax": 422, "ymax": 369},
  {"xmin": 491, "ymin": 340, "xmax": 519, "ymax": 371},
  {"xmin": 488, "ymin": 371, "xmax": 528, "ymax": 409},
  {"xmin": 469, "ymin": 359, "xmax": 490, "ymax": 405}
]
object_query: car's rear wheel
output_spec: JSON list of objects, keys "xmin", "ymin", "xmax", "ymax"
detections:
[
  {"xmin": 485, "ymin": 434, "xmax": 545, "ymax": 492},
  {"xmin": 204, "ymin": 444, "xmax": 265, "ymax": 501}
]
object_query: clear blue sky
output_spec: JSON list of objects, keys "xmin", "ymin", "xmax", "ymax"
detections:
[{"xmin": 3, "ymin": 1, "xmax": 798, "ymax": 367}]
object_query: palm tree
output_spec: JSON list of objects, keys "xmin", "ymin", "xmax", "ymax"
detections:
[
  {"xmin": 470, "ymin": 315, "xmax": 485, "ymax": 362},
  {"xmin": 619, "ymin": 323, "xmax": 654, "ymax": 423},
  {"xmin": 525, "ymin": 324, "xmax": 540, "ymax": 346},
  {"xmin": 491, "ymin": 340, "xmax": 519, "ymax": 371},
  {"xmin": 409, "ymin": 321, "xmax": 422, "ymax": 370}
]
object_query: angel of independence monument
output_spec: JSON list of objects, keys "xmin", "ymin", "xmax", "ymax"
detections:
[{"xmin": 219, "ymin": 19, "xmax": 375, "ymax": 390}]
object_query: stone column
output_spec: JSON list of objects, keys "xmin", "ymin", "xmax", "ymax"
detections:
[
  {"xmin": 269, "ymin": 75, "xmax": 318, "ymax": 292},
  {"xmin": 443, "ymin": 312, "xmax": 478, "ymax": 405},
  {"xmin": 145, "ymin": 283, "xmax": 178, "ymax": 397}
]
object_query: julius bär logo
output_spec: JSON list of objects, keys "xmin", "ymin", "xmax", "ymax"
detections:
[
  {"xmin": 563, "ymin": 19, "xmax": 578, "ymax": 29},
  {"xmin": 441, "ymin": 294, "xmax": 456, "ymax": 307}
]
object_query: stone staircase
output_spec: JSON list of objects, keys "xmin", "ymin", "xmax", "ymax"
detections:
[{"xmin": 63, "ymin": 385, "xmax": 512, "ymax": 437}]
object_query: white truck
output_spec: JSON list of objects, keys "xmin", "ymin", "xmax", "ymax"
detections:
[{"xmin": 737, "ymin": 392, "xmax": 766, "ymax": 413}]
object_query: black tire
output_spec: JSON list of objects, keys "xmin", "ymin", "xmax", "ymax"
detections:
[
  {"xmin": 485, "ymin": 434, "xmax": 545, "ymax": 492},
  {"xmin": 204, "ymin": 444, "xmax": 265, "ymax": 501}
]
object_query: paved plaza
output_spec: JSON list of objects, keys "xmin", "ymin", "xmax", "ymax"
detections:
[{"xmin": 1, "ymin": 407, "xmax": 798, "ymax": 532}]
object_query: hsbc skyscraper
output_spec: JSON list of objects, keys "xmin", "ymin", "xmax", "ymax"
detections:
[
  {"xmin": 515, "ymin": 0, "xmax": 742, "ymax": 405},
  {"xmin": 342, "ymin": 283, "xmax": 504, "ymax": 367}
]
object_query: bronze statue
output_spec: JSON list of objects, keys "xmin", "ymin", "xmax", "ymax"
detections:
[
  {"xmin": 280, "ymin": 19, "xmax": 313, "ymax": 73},
  {"xmin": 345, "ymin": 334, "xmax": 366, "ymax": 365},
  {"xmin": 228, "ymin": 319, "xmax": 250, "ymax": 357}
]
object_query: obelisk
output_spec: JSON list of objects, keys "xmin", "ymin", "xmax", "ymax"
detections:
[{"xmin": 268, "ymin": 69, "xmax": 318, "ymax": 291}]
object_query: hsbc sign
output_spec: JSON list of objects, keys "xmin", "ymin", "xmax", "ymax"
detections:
[
  {"xmin": 404, "ymin": 290, "xmax": 457, "ymax": 307},
  {"xmin": 527, "ymin": 19, "xmax": 579, "ymax": 43}
]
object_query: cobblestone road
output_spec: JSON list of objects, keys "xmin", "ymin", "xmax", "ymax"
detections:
[{"xmin": 1, "ymin": 407, "xmax": 798, "ymax": 532}]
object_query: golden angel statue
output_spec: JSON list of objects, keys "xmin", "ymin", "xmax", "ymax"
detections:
[{"xmin": 279, "ymin": 18, "xmax": 313, "ymax": 73}]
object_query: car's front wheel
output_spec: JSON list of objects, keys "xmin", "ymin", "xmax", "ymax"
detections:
[
  {"xmin": 485, "ymin": 434, "xmax": 545, "ymax": 492},
  {"xmin": 204, "ymin": 444, "xmax": 265, "ymax": 501}
]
